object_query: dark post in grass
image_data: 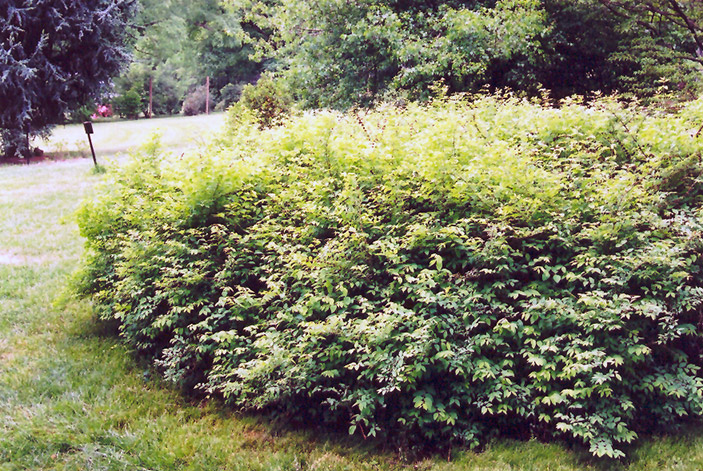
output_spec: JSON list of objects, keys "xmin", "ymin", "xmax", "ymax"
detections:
[{"xmin": 83, "ymin": 121, "xmax": 98, "ymax": 167}]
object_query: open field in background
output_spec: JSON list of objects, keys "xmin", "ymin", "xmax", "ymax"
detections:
[
  {"xmin": 36, "ymin": 113, "xmax": 227, "ymax": 159},
  {"xmin": 1, "ymin": 115, "xmax": 703, "ymax": 469}
]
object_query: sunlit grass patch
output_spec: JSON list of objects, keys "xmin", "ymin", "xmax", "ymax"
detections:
[{"xmin": 37, "ymin": 113, "xmax": 227, "ymax": 158}]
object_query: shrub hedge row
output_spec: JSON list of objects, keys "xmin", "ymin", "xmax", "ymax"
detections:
[{"xmin": 75, "ymin": 96, "xmax": 703, "ymax": 458}]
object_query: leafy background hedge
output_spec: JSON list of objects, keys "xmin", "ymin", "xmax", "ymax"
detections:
[{"xmin": 75, "ymin": 96, "xmax": 703, "ymax": 459}]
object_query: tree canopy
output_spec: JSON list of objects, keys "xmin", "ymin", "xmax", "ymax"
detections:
[
  {"xmin": 598, "ymin": 0, "xmax": 703, "ymax": 98},
  {"xmin": 0, "ymin": 0, "xmax": 136, "ymax": 158},
  {"xmin": 115, "ymin": 0, "xmax": 263, "ymax": 117},
  {"xmin": 600, "ymin": 0, "xmax": 703, "ymax": 63},
  {"xmin": 3, "ymin": 0, "xmax": 701, "ymax": 152},
  {"xmin": 231, "ymin": 0, "xmax": 703, "ymax": 108}
]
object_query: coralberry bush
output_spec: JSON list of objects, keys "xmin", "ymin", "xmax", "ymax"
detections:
[{"xmin": 76, "ymin": 96, "xmax": 703, "ymax": 458}]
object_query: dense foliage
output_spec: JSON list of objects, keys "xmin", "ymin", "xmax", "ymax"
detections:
[
  {"xmin": 233, "ymin": 74, "xmax": 292, "ymax": 127},
  {"xmin": 76, "ymin": 97, "xmax": 703, "ymax": 459},
  {"xmin": 233, "ymin": 0, "xmax": 702, "ymax": 108},
  {"xmin": 114, "ymin": 0, "xmax": 263, "ymax": 117},
  {"xmin": 599, "ymin": 0, "xmax": 703, "ymax": 65},
  {"xmin": 113, "ymin": 87, "xmax": 143, "ymax": 119},
  {"xmin": 235, "ymin": 0, "xmax": 555, "ymax": 107},
  {"xmin": 181, "ymin": 84, "xmax": 215, "ymax": 116},
  {"xmin": 598, "ymin": 0, "xmax": 703, "ymax": 100},
  {"xmin": 0, "ymin": 0, "xmax": 136, "ymax": 157}
]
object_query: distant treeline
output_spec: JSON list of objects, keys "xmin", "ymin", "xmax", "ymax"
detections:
[{"xmin": 118, "ymin": 0, "xmax": 703, "ymax": 116}]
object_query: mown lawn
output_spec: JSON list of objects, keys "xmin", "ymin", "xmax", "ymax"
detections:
[
  {"xmin": 1, "ymin": 117, "xmax": 703, "ymax": 470},
  {"xmin": 36, "ymin": 113, "xmax": 227, "ymax": 159}
]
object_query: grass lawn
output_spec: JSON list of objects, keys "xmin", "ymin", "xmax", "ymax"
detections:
[
  {"xmin": 1, "ymin": 115, "xmax": 703, "ymax": 470},
  {"xmin": 36, "ymin": 113, "xmax": 228, "ymax": 160}
]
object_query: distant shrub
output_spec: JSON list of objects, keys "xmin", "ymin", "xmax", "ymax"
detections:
[
  {"xmin": 234, "ymin": 75, "xmax": 292, "ymax": 127},
  {"xmin": 69, "ymin": 103, "xmax": 95, "ymax": 124},
  {"xmin": 215, "ymin": 82, "xmax": 246, "ymax": 112},
  {"xmin": 150, "ymin": 72, "xmax": 185, "ymax": 116},
  {"xmin": 113, "ymin": 89, "xmax": 142, "ymax": 119},
  {"xmin": 114, "ymin": 64, "xmax": 188, "ymax": 117},
  {"xmin": 75, "ymin": 96, "xmax": 703, "ymax": 459},
  {"xmin": 182, "ymin": 84, "xmax": 214, "ymax": 116},
  {"xmin": 93, "ymin": 104, "xmax": 113, "ymax": 119}
]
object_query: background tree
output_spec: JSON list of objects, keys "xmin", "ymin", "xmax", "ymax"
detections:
[
  {"xmin": 183, "ymin": 0, "xmax": 262, "ymax": 97},
  {"xmin": 0, "ymin": 0, "xmax": 137, "ymax": 158},
  {"xmin": 116, "ymin": 0, "xmax": 263, "ymax": 116},
  {"xmin": 116, "ymin": 0, "xmax": 191, "ymax": 116},
  {"xmin": 233, "ymin": 0, "xmax": 553, "ymax": 108},
  {"xmin": 532, "ymin": 1, "xmax": 616, "ymax": 98},
  {"xmin": 232, "ymin": 0, "xmax": 703, "ymax": 108},
  {"xmin": 597, "ymin": 0, "xmax": 703, "ymax": 99}
]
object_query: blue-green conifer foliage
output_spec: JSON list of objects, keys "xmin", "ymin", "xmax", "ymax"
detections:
[{"xmin": 0, "ymin": 0, "xmax": 136, "ymax": 157}]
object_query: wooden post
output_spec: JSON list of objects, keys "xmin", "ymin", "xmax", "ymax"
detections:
[
  {"xmin": 205, "ymin": 76, "xmax": 210, "ymax": 115},
  {"xmin": 148, "ymin": 76, "xmax": 153, "ymax": 118},
  {"xmin": 83, "ymin": 121, "xmax": 97, "ymax": 168},
  {"xmin": 87, "ymin": 133, "xmax": 97, "ymax": 167}
]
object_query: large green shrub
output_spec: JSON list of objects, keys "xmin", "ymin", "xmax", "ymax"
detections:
[
  {"xmin": 233, "ymin": 75, "xmax": 292, "ymax": 128},
  {"xmin": 75, "ymin": 96, "xmax": 703, "ymax": 459},
  {"xmin": 113, "ymin": 88, "xmax": 143, "ymax": 119}
]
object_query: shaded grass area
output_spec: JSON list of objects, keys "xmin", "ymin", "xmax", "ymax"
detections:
[{"xmin": 1, "ymin": 141, "xmax": 703, "ymax": 469}]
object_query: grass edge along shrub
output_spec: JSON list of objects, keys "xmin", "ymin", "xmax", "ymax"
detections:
[{"xmin": 74, "ymin": 95, "xmax": 703, "ymax": 460}]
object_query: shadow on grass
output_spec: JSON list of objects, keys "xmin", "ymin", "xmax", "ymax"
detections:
[{"xmin": 58, "ymin": 303, "xmax": 662, "ymax": 471}]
